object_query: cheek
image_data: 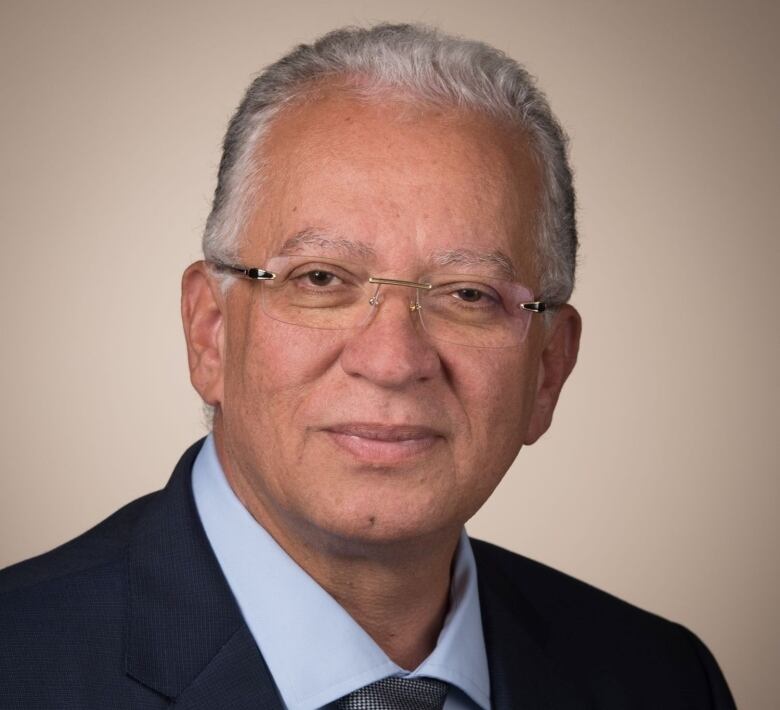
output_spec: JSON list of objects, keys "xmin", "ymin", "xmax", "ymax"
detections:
[
  {"xmin": 222, "ymin": 323, "xmax": 348, "ymax": 487},
  {"xmin": 450, "ymin": 351, "xmax": 537, "ymax": 452},
  {"xmin": 450, "ymin": 354, "xmax": 537, "ymax": 515},
  {"xmin": 232, "ymin": 322, "xmax": 346, "ymax": 414}
]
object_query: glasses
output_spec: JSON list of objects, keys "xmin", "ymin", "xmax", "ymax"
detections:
[{"xmin": 210, "ymin": 254, "xmax": 547, "ymax": 348}]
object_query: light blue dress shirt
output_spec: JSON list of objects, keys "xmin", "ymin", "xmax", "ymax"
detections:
[{"xmin": 192, "ymin": 434, "xmax": 491, "ymax": 710}]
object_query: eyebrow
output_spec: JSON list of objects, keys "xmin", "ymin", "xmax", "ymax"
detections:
[
  {"xmin": 277, "ymin": 230, "xmax": 518, "ymax": 280},
  {"xmin": 278, "ymin": 229, "xmax": 377, "ymax": 260},
  {"xmin": 429, "ymin": 248, "xmax": 518, "ymax": 280}
]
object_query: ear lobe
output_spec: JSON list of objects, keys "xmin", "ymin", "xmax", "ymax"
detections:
[
  {"xmin": 524, "ymin": 304, "xmax": 582, "ymax": 445},
  {"xmin": 181, "ymin": 261, "xmax": 225, "ymax": 407}
]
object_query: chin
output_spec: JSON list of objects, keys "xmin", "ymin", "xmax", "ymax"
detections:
[{"xmin": 302, "ymin": 496, "xmax": 456, "ymax": 552}]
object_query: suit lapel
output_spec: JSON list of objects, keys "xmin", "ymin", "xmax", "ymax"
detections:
[
  {"xmin": 475, "ymin": 543, "xmax": 591, "ymax": 710},
  {"xmin": 124, "ymin": 440, "xmax": 283, "ymax": 709},
  {"xmin": 174, "ymin": 625, "xmax": 284, "ymax": 709}
]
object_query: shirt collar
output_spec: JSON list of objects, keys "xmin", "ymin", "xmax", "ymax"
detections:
[{"xmin": 192, "ymin": 434, "xmax": 490, "ymax": 710}]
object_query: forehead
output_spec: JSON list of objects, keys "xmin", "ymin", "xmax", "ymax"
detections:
[{"xmin": 245, "ymin": 86, "xmax": 542, "ymax": 280}]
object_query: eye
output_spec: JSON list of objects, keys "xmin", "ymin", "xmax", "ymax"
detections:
[
  {"xmin": 448, "ymin": 284, "xmax": 501, "ymax": 307},
  {"xmin": 286, "ymin": 263, "xmax": 353, "ymax": 288},
  {"xmin": 454, "ymin": 287, "xmax": 486, "ymax": 303},
  {"xmin": 306, "ymin": 270, "xmax": 339, "ymax": 287}
]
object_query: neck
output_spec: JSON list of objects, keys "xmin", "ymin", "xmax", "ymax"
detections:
[
  {"xmin": 214, "ymin": 433, "xmax": 459, "ymax": 670},
  {"xmin": 303, "ymin": 534, "xmax": 458, "ymax": 670}
]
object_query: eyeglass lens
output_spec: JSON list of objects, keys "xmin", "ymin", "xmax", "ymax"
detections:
[{"xmin": 258, "ymin": 255, "xmax": 534, "ymax": 347}]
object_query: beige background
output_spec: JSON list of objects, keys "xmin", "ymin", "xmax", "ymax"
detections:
[{"xmin": 1, "ymin": 1, "xmax": 777, "ymax": 707}]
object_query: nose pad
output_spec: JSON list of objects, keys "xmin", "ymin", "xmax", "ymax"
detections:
[
  {"xmin": 368, "ymin": 284, "xmax": 382, "ymax": 308},
  {"xmin": 364, "ymin": 284, "xmax": 423, "ymax": 327}
]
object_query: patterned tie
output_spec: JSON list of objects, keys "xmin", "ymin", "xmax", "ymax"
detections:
[{"xmin": 334, "ymin": 676, "xmax": 449, "ymax": 710}]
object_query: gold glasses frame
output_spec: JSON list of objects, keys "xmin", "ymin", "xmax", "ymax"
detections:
[{"xmin": 209, "ymin": 256, "xmax": 547, "ymax": 347}]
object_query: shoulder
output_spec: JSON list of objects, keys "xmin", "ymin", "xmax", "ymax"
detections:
[
  {"xmin": 0, "ymin": 438, "xmax": 205, "ymax": 598},
  {"xmin": 470, "ymin": 536, "xmax": 684, "ymax": 646},
  {"xmin": 0, "ymin": 491, "xmax": 156, "ymax": 596},
  {"xmin": 0, "ymin": 491, "xmax": 161, "ymax": 706},
  {"xmin": 471, "ymin": 536, "xmax": 670, "ymax": 628},
  {"xmin": 470, "ymin": 538, "xmax": 736, "ymax": 709},
  {"xmin": 0, "ymin": 441, "xmax": 207, "ymax": 708}
]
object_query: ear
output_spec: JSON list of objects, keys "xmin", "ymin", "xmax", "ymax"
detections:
[
  {"xmin": 524, "ymin": 304, "xmax": 581, "ymax": 445},
  {"xmin": 181, "ymin": 261, "xmax": 225, "ymax": 407}
]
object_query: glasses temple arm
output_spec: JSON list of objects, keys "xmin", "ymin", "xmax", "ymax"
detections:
[{"xmin": 209, "ymin": 261, "xmax": 276, "ymax": 280}]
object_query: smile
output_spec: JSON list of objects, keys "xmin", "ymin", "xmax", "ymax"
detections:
[{"xmin": 322, "ymin": 423, "xmax": 443, "ymax": 464}]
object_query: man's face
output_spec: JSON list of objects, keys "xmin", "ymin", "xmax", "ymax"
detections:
[{"xmin": 188, "ymin": 89, "xmax": 577, "ymax": 552}]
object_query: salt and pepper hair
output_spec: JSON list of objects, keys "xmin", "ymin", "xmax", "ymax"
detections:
[{"xmin": 203, "ymin": 23, "xmax": 577, "ymax": 304}]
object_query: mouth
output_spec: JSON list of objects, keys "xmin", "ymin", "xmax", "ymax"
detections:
[{"xmin": 321, "ymin": 423, "xmax": 444, "ymax": 464}]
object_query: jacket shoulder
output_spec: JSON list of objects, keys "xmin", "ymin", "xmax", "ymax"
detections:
[
  {"xmin": 0, "ymin": 490, "xmax": 170, "ymax": 709},
  {"xmin": 0, "ymin": 443, "xmax": 208, "ymax": 709},
  {"xmin": 471, "ymin": 537, "xmax": 666, "ymax": 622},
  {"xmin": 471, "ymin": 536, "xmax": 699, "ymax": 641},
  {"xmin": 0, "ymin": 490, "xmax": 157, "ymax": 595},
  {"xmin": 470, "ymin": 538, "xmax": 736, "ymax": 709}
]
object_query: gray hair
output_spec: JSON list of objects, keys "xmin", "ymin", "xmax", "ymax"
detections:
[{"xmin": 203, "ymin": 23, "xmax": 577, "ymax": 304}]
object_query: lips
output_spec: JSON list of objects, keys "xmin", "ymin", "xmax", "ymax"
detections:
[
  {"xmin": 321, "ymin": 423, "xmax": 443, "ymax": 463},
  {"xmin": 326, "ymin": 423, "xmax": 441, "ymax": 440}
]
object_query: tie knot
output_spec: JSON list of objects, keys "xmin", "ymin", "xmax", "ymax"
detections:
[{"xmin": 335, "ymin": 676, "xmax": 449, "ymax": 710}]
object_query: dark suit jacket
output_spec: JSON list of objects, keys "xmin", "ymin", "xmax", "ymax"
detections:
[{"xmin": 0, "ymin": 440, "xmax": 736, "ymax": 709}]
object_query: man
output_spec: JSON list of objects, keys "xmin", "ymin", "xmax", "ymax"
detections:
[{"xmin": 0, "ymin": 24, "xmax": 735, "ymax": 709}]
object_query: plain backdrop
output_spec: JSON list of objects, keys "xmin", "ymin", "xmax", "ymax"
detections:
[{"xmin": 1, "ymin": 1, "xmax": 777, "ymax": 707}]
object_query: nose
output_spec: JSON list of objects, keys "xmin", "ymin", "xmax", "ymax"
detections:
[{"xmin": 339, "ymin": 285, "xmax": 441, "ymax": 388}]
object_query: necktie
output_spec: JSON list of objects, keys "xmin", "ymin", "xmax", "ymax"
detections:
[{"xmin": 334, "ymin": 676, "xmax": 449, "ymax": 709}]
